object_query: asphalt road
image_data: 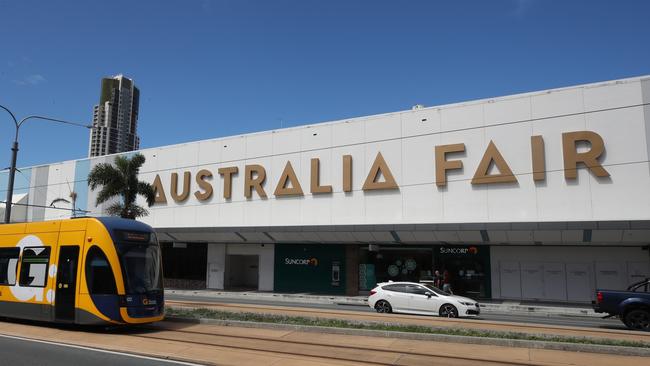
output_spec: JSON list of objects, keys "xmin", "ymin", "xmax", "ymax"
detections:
[
  {"xmin": 0, "ymin": 333, "xmax": 199, "ymax": 366},
  {"xmin": 166, "ymin": 294, "xmax": 629, "ymax": 331}
]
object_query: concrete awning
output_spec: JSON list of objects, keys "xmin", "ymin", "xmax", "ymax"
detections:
[{"xmin": 153, "ymin": 220, "xmax": 650, "ymax": 246}]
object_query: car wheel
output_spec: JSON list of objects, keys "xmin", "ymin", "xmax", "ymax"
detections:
[
  {"xmin": 623, "ymin": 309, "xmax": 650, "ymax": 331},
  {"xmin": 375, "ymin": 300, "xmax": 392, "ymax": 314},
  {"xmin": 439, "ymin": 304, "xmax": 459, "ymax": 318}
]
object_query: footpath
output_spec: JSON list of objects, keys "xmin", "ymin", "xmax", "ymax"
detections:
[{"xmin": 165, "ymin": 288, "xmax": 600, "ymax": 318}]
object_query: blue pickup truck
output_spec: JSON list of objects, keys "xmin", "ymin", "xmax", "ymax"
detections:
[{"xmin": 593, "ymin": 278, "xmax": 650, "ymax": 331}]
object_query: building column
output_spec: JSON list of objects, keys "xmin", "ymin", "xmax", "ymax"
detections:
[
  {"xmin": 206, "ymin": 243, "xmax": 226, "ymax": 289},
  {"xmin": 346, "ymin": 244, "xmax": 359, "ymax": 296}
]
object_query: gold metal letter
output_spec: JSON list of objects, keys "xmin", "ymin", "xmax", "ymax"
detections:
[
  {"xmin": 435, "ymin": 143, "xmax": 465, "ymax": 187},
  {"xmin": 362, "ymin": 152, "xmax": 398, "ymax": 190},
  {"xmin": 310, "ymin": 158, "xmax": 332, "ymax": 194},
  {"xmin": 171, "ymin": 171, "xmax": 191, "ymax": 202},
  {"xmin": 244, "ymin": 164, "xmax": 267, "ymax": 198},
  {"xmin": 218, "ymin": 166, "xmax": 238, "ymax": 199},
  {"xmin": 194, "ymin": 169, "xmax": 213, "ymax": 201},
  {"xmin": 274, "ymin": 161, "xmax": 304, "ymax": 196},
  {"xmin": 471, "ymin": 141, "xmax": 517, "ymax": 185},
  {"xmin": 562, "ymin": 131, "xmax": 610, "ymax": 179},
  {"xmin": 531, "ymin": 135, "xmax": 545, "ymax": 182},
  {"xmin": 343, "ymin": 155, "xmax": 352, "ymax": 192},
  {"xmin": 152, "ymin": 174, "xmax": 167, "ymax": 204}
]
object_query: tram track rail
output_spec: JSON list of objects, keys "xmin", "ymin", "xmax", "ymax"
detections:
[
  {"xmin": 0, "ymin": 316, "xmax": 646, "ymax": 366},
  {"xmin": 165, "ymin": 299, "xmax": 650, "ymax": 344},
  {"xmin": 131, "ymin": 321, "xmax": 548, "ymax": 366}
]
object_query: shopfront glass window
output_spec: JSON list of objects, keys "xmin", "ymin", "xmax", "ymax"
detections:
[
  {"xmin": 362, "ymin": 249, "xmax": 433, "ymax": 284},
  {"xmin": 433, "ymin": 246, "xmax": 491, "ymax": 298}
]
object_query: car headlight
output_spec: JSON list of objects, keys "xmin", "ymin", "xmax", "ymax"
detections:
[{"xmin": 460, "ymin": 301, "xmax": 475, "ymax": 306}]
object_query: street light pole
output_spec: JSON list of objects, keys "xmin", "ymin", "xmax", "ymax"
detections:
[{"xmin": 0, "ymin": 104, "xmax": 92, "ymax": 223}]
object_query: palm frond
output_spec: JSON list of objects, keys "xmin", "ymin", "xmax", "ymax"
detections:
[
  {"xmin": 114, "ymin": 155, "xmax": 131, "ymax": 176},
  {"xmin": 96, "ymin": 185, "xmax": 124, "ymax": 205},
  {"xmin": 129, "ymin": 153, "xmax": 146, "ymax": 172},
  {"xmin": 87, "ymin": 163, "xmax": 122, "ymax": 190},
  {"xmin": 125, "ymin": 204, "xmax": 149, "ymax": 219},
  {"xmin": 137, "ymin": 181, "xmax": 156, "ymax": 207},
  {"xmin": 105, "ymin": 202, "xmax": 126, "ymax": 217}
]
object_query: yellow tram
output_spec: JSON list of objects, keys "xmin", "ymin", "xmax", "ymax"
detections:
[{"xmin": 0, "ymin": 217, "xmax": 164, "ymax": 325}]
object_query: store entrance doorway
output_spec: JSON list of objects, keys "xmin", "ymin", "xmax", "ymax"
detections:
[
  {"xmin": 225, "ymin": 255, "xmax": 259, "ymax": 290},
  {"xmin": 433, "ymin": 245, "xmax": 491, "ymax": 299}
]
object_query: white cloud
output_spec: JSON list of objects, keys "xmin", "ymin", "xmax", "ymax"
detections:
[
  {"xmin": 13, "ymin": 74, "xmax": 47, "ymax": 86},
  {"xmin": 26, "ymin": 74, "xmax": 45, "ymax": 84}
]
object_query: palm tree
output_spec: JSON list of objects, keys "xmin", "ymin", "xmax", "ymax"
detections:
[{"xmin": 87, "ymin": 153, "xmax": 155, "ymax": 219}]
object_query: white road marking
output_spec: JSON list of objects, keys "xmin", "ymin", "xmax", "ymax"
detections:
[{"xmin": 0, "ymin": 333, "xmax": 205, "ymax": 366}]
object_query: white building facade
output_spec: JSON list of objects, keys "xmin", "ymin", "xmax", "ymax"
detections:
[{"xmin": 4, "ymin": 76, "xmax": 650, "ymax": 303}]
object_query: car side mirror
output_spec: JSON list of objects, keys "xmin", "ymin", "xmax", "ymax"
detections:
[{"xmin": 425, "ymin": 292, "xmax": 432, "ymax": 298}]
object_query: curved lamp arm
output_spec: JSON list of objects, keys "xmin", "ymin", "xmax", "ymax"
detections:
[
  {"xmin": 0, "ymin": 104, "xmax": 92, "ymax": 223},
  {"xmin": 15, "ymin": 115, "xmax": 92, "ymax": 141}
]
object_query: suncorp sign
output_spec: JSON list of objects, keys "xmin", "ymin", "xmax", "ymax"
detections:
[
  {"xmin": 439, "ymin": 246, "xmax": 478, "ymax": 255},
  {"xmin": 285, "ymin": 257, "xmax": 319, "ymax": 266}
]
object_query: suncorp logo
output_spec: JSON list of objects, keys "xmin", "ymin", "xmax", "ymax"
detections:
[
  {"xmin": 285, "ymin": 257, "xmax": 319, "ymax": 266},
  {"xmin": 439, "ymin": 246, "xmax": 478, "ymax": 255}
]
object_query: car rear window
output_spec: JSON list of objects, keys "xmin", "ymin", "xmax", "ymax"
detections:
[{"xmin": 382, "ymin": 284, "xmax": 408, "ymax": 293}]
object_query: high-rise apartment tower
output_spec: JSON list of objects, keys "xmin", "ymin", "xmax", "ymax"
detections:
[{"xmin": 88, "ymin": 74, "xmax": 140, "ymax": 157}]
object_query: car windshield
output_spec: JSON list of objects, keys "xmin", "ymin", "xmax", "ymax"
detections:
[
  {"xmin": 115, "ymin": 232, "xmax": 163, "ymax": 295},
  {"xmin": 422, "ymin": 284, "xmax": 451, "ymax": 296}
]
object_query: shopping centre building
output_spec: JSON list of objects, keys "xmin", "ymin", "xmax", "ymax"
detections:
[{"xmin": 3, "ymin": 75, "xmax": 650, "ymax": 303}]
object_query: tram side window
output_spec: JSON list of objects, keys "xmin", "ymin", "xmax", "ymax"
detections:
[
  {"xmin": 0, "ymin": 248, "xmax": 20, "ymax": 285},
  {"xmin": 85, "ymin": 246, "xmax": 117, "ymax": 295},
  {"xmin": 19, "ymin": 247, "xmax": 51, "ymax": 287}
]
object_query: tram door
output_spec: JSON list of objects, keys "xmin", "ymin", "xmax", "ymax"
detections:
[{"xmin": 55, "ymin": 246, "xmax": 79, "ymax": 322}]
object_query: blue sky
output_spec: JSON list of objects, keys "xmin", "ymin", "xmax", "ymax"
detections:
[{"xmin": 1, "ymin": 0, "xmax": 649, "ymax": 168}]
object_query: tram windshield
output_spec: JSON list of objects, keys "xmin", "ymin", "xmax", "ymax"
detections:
[{"xmin": 115, "ymin": 230, "xmax": 163, "ymax": 295}]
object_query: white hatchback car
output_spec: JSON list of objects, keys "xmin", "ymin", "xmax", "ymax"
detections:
[{"xmin": 368, "ymin": 282, "xmax": 480, "ymax": 318}]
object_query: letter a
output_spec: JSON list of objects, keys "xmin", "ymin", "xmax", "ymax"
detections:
[
  {"xmin": 152, "ymin": 175, "xmax": 167, "ymax": 204},
  {"xmin": 274, "ymin": 161, "xmax": 304, "ymax": 196},
  {"xmin": 362, "ymin": 152, "xmax": 398, "ymax": 190},
  {"xmin": 471, "ymin": 141, "xmax": 517, "ymax": 184}
]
